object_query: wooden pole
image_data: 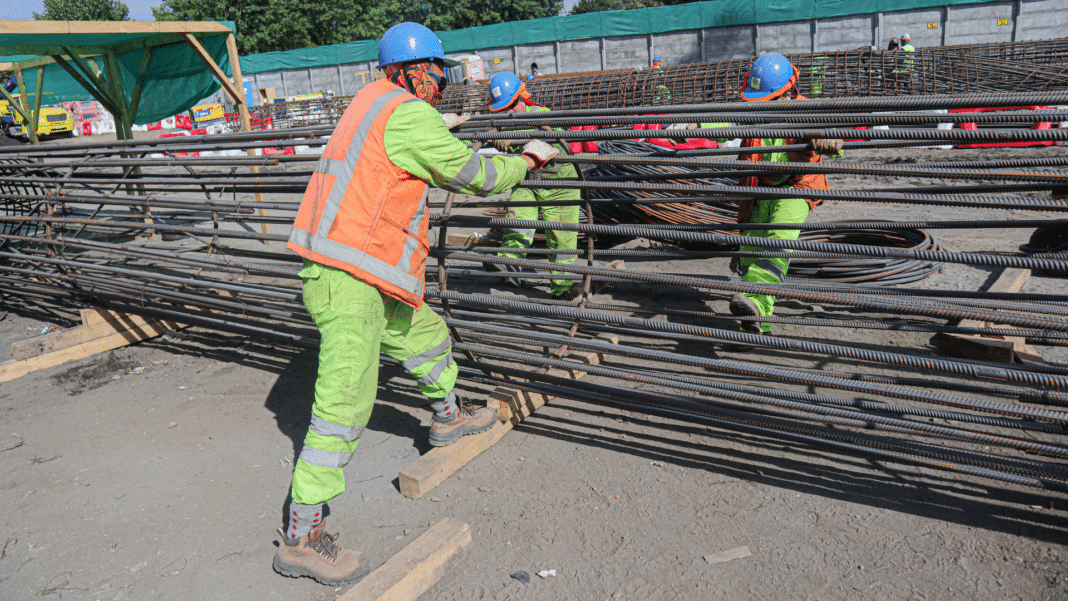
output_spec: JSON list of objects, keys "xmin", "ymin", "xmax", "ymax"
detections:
[
  {"xmin": 224, "ymin": 32, "xmax": 270, "ymax": 236},
  {"xmin": 13, "ymin": 69, "xmax": 37, "ymax": 144},
  {"xmin": 32, "ymin": 66, "xmax": 43, "ymax": 137}
]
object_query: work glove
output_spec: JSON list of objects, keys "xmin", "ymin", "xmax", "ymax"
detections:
[
  {"xmin": 811, "ymin": 138, "xmax": 844, "ymax": 155},
  {"xmin": 522, "ymin": 140, "xmax": 560, "ymax": 170},
  {"xmin": 493, "ymin": 139, "xmax": 514, "ymax": 152},
  {"xmin": 441, "ymin": 113, "xmax": 470, "ymax": 130}
]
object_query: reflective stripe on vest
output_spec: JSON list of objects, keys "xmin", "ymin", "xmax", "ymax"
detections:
[{"xmin": 288, "ymin": 81, "xmax": 431, "ymax": 304}]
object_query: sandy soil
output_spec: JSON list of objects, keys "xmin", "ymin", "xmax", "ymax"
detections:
[{"xmin": 1, "ymin": 144, "xmax": 1067, "ymax": 601}]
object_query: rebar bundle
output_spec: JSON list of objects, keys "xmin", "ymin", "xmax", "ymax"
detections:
[{"xmin": 0, "ymin": 91, "xmax": 1067, "ymax": 498}]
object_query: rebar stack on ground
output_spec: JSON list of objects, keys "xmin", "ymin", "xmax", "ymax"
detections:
[{"xmin": 1, "ymin": 91, "xmax": 1068, "ymax": 496}]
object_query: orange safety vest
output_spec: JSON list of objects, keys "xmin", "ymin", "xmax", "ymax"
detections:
[
  {"xmin": 736, "ymin": 95, "xmax": 830, "ymax": 224},
  {"xmin": 288, "ymin": 79, "xmax": 431, "ymax": 309}
]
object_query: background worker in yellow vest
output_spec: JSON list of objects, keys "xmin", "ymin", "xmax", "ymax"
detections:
[
  {"xmin": 276, "ymin": 22, "xmax": 558, "ymax": 584},
  {"xmin": 728, "ymin": 52, "xmax": 843, "ymax": 343},
  {"xmin": 484, "ymin": 71, "xmax": 583, "ymax": 300}
]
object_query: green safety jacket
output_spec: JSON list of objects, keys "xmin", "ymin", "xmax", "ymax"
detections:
[{"xmin": 503, "ymin": 104, "xmax": 578, "ymax": 180}]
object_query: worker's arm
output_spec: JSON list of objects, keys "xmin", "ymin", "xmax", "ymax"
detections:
[{"xmin": 385, "ymin": 100, "xmax": 529, "ymax": 196}]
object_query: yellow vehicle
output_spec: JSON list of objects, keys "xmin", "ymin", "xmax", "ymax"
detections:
[
  {"xmin": 0, "ymin": 94, "xmax": 74, "ymax": 139},
  {"xmin": 191, "ymin": 102, "xmax": 225, "ymax": 126}
]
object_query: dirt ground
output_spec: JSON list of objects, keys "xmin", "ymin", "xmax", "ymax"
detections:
[{"xmin": 1, "ymin": 143, "xmax": 1067, "ymax": 601}]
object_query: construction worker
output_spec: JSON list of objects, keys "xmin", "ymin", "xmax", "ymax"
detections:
[
  {"xmin": 650, "ymin": 56, "xmax": 671, "ymax": 104},
  {"xmin": 483, "ymin": 71, "xmax": 583, "ymax": 300},
  {"xmin": 276, "ymin": 22, "xmax": 557, "ymax": 584},
  {"xmin": 900, "ymin": 33, "xmax": 916, "ymax": 52},
  {"xmin": 727, "ymin": 52, "xmax": 843, "ymax": 339}
]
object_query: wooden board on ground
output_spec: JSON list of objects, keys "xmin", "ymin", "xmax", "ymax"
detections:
[
  {"xmin": 930, "ymin": 268, "xmax": 1045, "ymax": 364},
  {"xmin": 0, "ymin": 308, "xmax": 184, "ymax": 384},
  {"xmin": 337, "ymin": 518, "xmax": 471, "ymax": 601},
  {"xmin": 398, "ymin": 334, "xmax": 618, "ymax": 500}
]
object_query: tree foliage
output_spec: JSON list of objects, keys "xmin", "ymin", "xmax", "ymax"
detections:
[
  {"xmin": 33, "ymin": 0, "xmax": 130, "ymax": 21},
  {"xmin": 569, "ymin": 0, "xmax": 690, "ymax": 16},
  {"xmin": 153, "ymin": 0, "xmax": 563, "ymax": 55}
]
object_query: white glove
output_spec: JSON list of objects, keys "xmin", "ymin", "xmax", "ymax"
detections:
[
  {"xmin": 521, "ymin": 140, "xmax": 560, "ymax": 170},
  {"xmin": 441, "ymin": 113, "xmax": 470, "ymax": 130}
]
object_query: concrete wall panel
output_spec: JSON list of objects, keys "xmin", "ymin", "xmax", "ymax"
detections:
[
  {"xmin": 758, "ymin": 21, "xmax": 811, "ymax": 55},
  {"xmin": 558, "ymin": 39, "xmax": 603, "ymax": 73},
  {"xmin": 944, "ymin": 1, "xmax": 1015, "ymax": 45},
  {"xmin": 882, "ymin": 8, "xmax": 944, "ymax": 48},
  {"xmin": 1018, "ymin": 0, "xmax": 1068, "ymax": 40},
  {"xmin": 818, "ymin": 15, "xmax": 874, "ymax": 51},
  {"xmin": 605, "ymin": 35, "xmax": 649, "ymax": 70},
  {"xmin": 652, "ymin": 31, "xmax": 702, "ymax": 66},
  {"xmin": 309, "ymin": 66, "xmax": 339, "ymax": 94},
  {"xmin": 704, "ymin": 25, "xmax": 756, "ymax": 60}
]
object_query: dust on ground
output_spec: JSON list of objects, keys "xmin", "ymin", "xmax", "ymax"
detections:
[{"xmin": 0, "ymin": 145, "xmax": 1066, "ymax": 601}]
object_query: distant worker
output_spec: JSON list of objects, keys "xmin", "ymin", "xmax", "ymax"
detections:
[
  {"xmin": 727, "ymin": 53, "xmax": 843, "ymax": 341},
  {"xmin": 276, "ymin": 22, "xmax": 557, "ymax": 585},
  {"xmin": 888, "ymin": 38, "xmax": 899, "ymax": 51},
  {"xmin": 528, "ymin": 62, "xmax": 540, "ymax": 81},
  {"xmin": 483, "ymin": 72, "xmax": 583, "ymax": 300},
  {"xmin": 900, "ymin": 33, "xmax": 916, "ymax": 52},
  {"xmin": 650, "ymin": 56, "xmax": 671, "ymax": 104}
]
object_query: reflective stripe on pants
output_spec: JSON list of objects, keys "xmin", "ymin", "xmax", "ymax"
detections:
[
  {"xmin": 290, "ymin": 260, "xmax": 457, "ymax": 505},
  {"xmin": 498, "ymin": 187, "xmax": 581, "ymax": 296},
  {"xmin": 738, "ymin": 196, "xmax": 810, "ymax": 333}
]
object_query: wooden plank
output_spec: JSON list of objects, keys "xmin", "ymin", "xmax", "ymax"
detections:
[
  {"xmin": 931, "ymin": 268, "xmax": 1043, "ymax": 364},
  {"xmin": 12, "ymin": 313, "xmax": 170, "ymax": 360},
  {"xmin": 0, "ymin": 20, "xmax": 232, "ymax": 36},
  {"xmin": 184, "ymin": 33, "xmax": 244, "ymax": 103},
  {"xmin": 337, "ymin": 518, "xmax": 471, "ymax": 601},
  {"xmin": 399, "ymin": 334, "xmax": 618, "ymax": 500},
  {"xmin": 0, "ymin": 318, "xmax": 178, "ymax": 384}
]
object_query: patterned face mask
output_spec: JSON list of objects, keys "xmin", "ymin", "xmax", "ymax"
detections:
[{"xmin": 384, "ymin": 63, "xmax": 447, "ymax": 107}]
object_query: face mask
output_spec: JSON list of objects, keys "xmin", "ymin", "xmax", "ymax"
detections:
[{"xmin": 385, "ymin": 63, "xmax": 447, "ymax": 107}]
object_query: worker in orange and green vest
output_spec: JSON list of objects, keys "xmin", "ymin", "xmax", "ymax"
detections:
[
  {"xmin": 727, "ymin": 52, "xmax": 843, "ymax": 342},
  {"xmin": 276, "ymin": 22, "xmax": 557, "ymax": 585},
  {"xmin": 484, "ymin": 71, "xmax": 583, "ymax": 300}
]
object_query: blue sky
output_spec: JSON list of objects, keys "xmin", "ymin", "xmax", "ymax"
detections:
[{"xmin": 2, "ymin": 0, "xmax": 159, "ymax": 20}]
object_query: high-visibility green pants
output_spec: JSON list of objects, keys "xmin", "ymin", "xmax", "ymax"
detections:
[
  {"xmin": 290, "ymin": 260, "xmax": 457, "ymax": 505},
  {"xmin": 499, "ymin": 186, "xmax": 580, "ymax": 296},
  {"xmin": 738, "ymin": 196, "xmax": 810, "ymax": 333}
]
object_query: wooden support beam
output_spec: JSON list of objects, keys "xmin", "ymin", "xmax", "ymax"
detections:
[
  {"xmin": 0, "ymin": 313, "xmax": 182, "ymax": 384},
  {"xmin": 183, "ymin": 33, "xmax": 244, "ymax": 103},
  {"xmin": 50, "ymin": 54, "xmax": 120, "ymax": 116},
  {"xmin": 13, "ymin": 68, "xmax": 36, "ymax": 144},
  {"xmin": 336, "ymin": 518, "xmax": 471, "ymax": 601},
  {"xmin": 11, "ymin": 309, "xmax": 183, "ymax": 361},
  {"xmin": 398, "ymin": 334, "xmax": 618, "ymax": 500},
  {"xmin": 31, "ymin": 66, "xmax": 43, "ymax": 137},
  {"xmin": 224, "ymin": 32, "xmax": 271, "ymax": 238},
  {"xmin": 930, "ymin": 268, "xmax": 1044, "ymax": 364},
  {"xmin": 125, "ymin": 48, "xmax": 153, "ymax": 130}
]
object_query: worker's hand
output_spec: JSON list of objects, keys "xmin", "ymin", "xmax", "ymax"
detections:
[
  {"xmin": 493, "ymin": 139, "xmax": 514, "ymax": 152},
  {"xmin": 441, "ymin": 113, "xmax": 470, "ymax": 130},
  {"xmin": 521, "ymin": 140, "xmax": 560, "ymax": 170},
  {"xmin": 811, "ymin": 138, "xmax": 844, "ymax": 155}
]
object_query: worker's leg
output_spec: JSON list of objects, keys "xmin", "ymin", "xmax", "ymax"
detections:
[
  {"xmin": 288, "ymin": 261, "xmax": 385, "ymax": 538},
  {"xmin": 379, "ymin": 297, "xmax": 496, "ymax": 447},
  {"xmin": 498, "ymin": 188, "xmax": 539, "ymax": 258},
  {"xmin": 737, "ymin": 197, "xmax": 810, "ymax": 333},
  {"xmin": 540, "ymin": 190, "xmax": 581, "ymax": 297}
]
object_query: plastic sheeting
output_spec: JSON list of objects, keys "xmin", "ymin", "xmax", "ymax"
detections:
[
  {"xmin": 0, "ymin": 22, "xmax": 234, "ymax": 125},
  {"xmin": 238, "ymin": 0, "xmax": 1000, "ymax": 74}
]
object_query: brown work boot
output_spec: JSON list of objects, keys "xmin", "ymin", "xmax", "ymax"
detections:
[
  {"xmin": 728, "ymin": 293, "xmax": 764, "ymax": 334},
  {"xmin": 273, "ymin": 521, "xmax": 370, "ymax": 585},
  {"xmin": 428, "ymin": 396, "xmax": 497, "ymax": 447}
]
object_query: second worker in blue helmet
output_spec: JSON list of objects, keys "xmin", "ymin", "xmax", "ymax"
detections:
[
  {"xmin": 727, "ymin": 53, "xmax": 844, "ymax": 346},
  {"xmin": 482, "ymin": 72, "xmax": 584, "ymax": 301}
]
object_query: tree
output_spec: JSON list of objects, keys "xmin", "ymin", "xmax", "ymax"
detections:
[
  {"xmin": 569, "ymin": 0, "xmax": 690, "ymax": 15},
  {"xmin": 154, "ymin": 0, "xmax": 563, "ymax": 55},
  {"xmin": 33, "ymin": 0, "xmax": 130, "ymax": 21}
]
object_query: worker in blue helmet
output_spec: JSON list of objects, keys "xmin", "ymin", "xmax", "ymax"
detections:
[
  {"xmin": 726, "ymin": 52, "xmax": 843, "ymax": 346},
  {"xmin": 649, "ymin": 56, "xmax": 670, "ymax": 104},
  {"xmin": 483, "ymin": 71, "xmax": 583, "ymax": 300},
  {"xmin": 273, "ymin": 22, "xmax": 556, "ymax": 586}
]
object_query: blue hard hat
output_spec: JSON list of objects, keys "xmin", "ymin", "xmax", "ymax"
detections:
[
  {"xmin": 742, "ymin": 52, "xmax": 799, "ymax": 101},
  {"xmin": 653, "ymin": 56, "xmax": 661, "ymax": 62},
  {"xmin": 378, "ymin": 22, "xmax": 459, "ymax": 68},
  {"xmin": 488, "ymin": 72, "xmax": 524, "ymax": 112},
  {"xmin": 526, "ymin": 73, "xmax": 536, "ymax": 81}
]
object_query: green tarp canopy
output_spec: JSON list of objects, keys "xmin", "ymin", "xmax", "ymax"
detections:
[{"xmin": 0, "ymin": 20, "xmax": 236, "ymax": 125}]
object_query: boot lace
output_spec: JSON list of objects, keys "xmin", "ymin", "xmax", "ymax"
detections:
[
  {"xmin": 458, "ymin": 395, "xmax": 479, "ymax": 417},
  {"xmin": 308, "ymin": 529, "xmax": 341, "ymax": 561}
]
